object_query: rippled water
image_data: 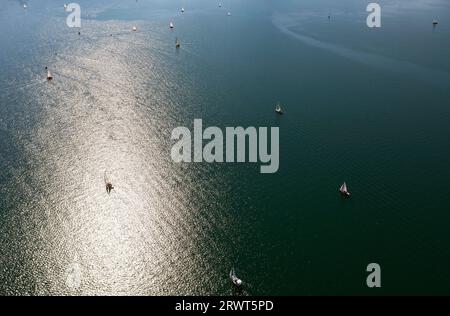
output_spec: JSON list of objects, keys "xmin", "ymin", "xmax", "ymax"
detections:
[{"xmin": 0, "ymin": 0, "xmax": 449, "ymax": 295}]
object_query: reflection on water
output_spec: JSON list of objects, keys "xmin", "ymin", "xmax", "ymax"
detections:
[{"xmin": 0, "ymin": 1, "xmax": 240, "ymax": 295}]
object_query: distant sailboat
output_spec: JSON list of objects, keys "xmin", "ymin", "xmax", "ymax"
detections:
[
  {"xmin": 23, "ymin": 4, "xmax": 27, "ymax": 9},
  {"xmin": 275, "ymin": 102, "xmax": 283, "ymax": 115},
  {"xmin": 46, "ymin": 68, "xmax": 53, "ymax": 81},
  {"xmin": 219, "ymin": 3, "xmax": 222, "ymax": 8},
  {"xmin": 106, "ymin": 182, "xmax": 114, "ymax": 194},
  {"xmin": 132, "ymin": 26, "xmax": 137, "ymax": 31},
  {"xmin": 339, "ymin": 182, "xmax": 350, "ymax": 197},
  {"xmin": 229, "ymin": 268, "xmax": 242, "ymax": 287},
  {"xmin": 104, "ymin": 171, "xmax": 114, "ymax": 194},
  {"xmin": 227, "ymin": 12, "xmax": 231, "ymax": 16},
  {"xmin": 169, "ymin": 21, "xmax": 174, "ymax": 29},
  {"xmin": 181, "ymin": 7, "xmax": 185, "ymax": 13},
  {"xmin": 175, "ymin": 38, "xmax": 181, "ymax": 48},
  {"xmin": 432, "ymin": 20, "xmax": 438, "ymax": 26}
]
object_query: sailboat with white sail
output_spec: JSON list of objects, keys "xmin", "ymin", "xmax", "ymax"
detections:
[
  {"xmin": 229, "ymin": 268, "xmax": 243, "ymax": 287},
  {"xmin": 275, "ymin": 102, "xmax": 283, "ymax": 114},
  {"xmin": 45, "ymin": 67, "xmax": 53, "ymax": 81},
  {"xmin": 339, "ymin": 182, "xmax": 350, "ymax": 197}
]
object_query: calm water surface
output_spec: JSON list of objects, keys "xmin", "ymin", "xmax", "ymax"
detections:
[{"xmin": 0, "ymin": 0, "xmax": 449, "ymax": 295}]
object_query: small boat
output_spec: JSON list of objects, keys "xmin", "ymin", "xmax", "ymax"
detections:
[
  {"xmin": 181, "ymin": 7, "xmax": 185, "ymax": 13},
  {"xmin": 64, "ymin": 4, "xmax": 68, "ymax": 9},
  {"xmin": 46, "ymin": 69, "xmax": 53, "ymax": 81},
  {"xmin": 432, "ymin": 20, "xmax": 438, "ymax": 26},
  {"xmin": 169, "ymin": 21, "xmax": 174, "ymax": 29},
  {"xmin": 106, "ymin": 182, "xmax": 114, "ymax": 194},
  {"xmin": 132, "ymin": 26, "xmax": 137, "ymax": 31},
  {"xmin": 104, "ymin": 171, "xmax": 114, "ymax": 194},
  {"xmin": 229, "ymin": 268, "xmax": 242, "ymax": 287},
  {"xmin": 23, "ymin": 4, "xmax": 27, "ymax": 9},
  {"xmin": 227, "ymin": 12, "xmax": 231, "ymax": 16},
  {"xmin": 339, "ymin": 182, "xmax": 350, "ymax": 197},
  {"xmin": 175, "ymin": 38, "xmax": 181, "ymax": 48},
  {"xmin": 219, "ymin": 3, "xmax": 222, "ymax": 8},
  {"xmin": 275, "ymin": 102, "xmax": 283, "ymax": 114}
]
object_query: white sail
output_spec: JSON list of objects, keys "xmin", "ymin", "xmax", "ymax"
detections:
[
  {"xmin": 275, "ymin": 102, "xmax": 283, "ymax": 114},
  {"xmin": 340, "ymin": 182, "xmax": 350, "ymax": 196},
  {"xmin": 229, "ymin": 267, "xmax": 242, "ymax": 286}
]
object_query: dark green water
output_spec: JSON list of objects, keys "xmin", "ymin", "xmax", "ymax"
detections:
[{"xmin": 0, "ymin": 0, "xmax": 449, "ymax": 295}]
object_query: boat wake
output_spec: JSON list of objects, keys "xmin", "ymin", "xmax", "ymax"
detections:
[{"xmin": 271, "ymin": 13, "xmax": 450, "ymax": 87}]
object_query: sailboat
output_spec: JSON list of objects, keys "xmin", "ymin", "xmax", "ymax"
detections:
[
  {"xmin": 339, "ymin": 182, "xmax": 350, "ymax": 197},
  {"xmin": 169, "ymin": 21, "xmax": 174, "ymax": 29},
  {"xmin": 132, "ymin": 26, "xmax": 137, "ymax": 31},
  {"xmin": 432, "ymin": 20, "xmax": 438, "ymax": 26},
  {"xmin": 106, "ymin": 182, "xmax": 114, "ymax": 194},
  {"xmin": 275, "ymin": 102, "xmax": 283, "ymax": 115},
  {"xmin": 46, "ymin": 68, "xmax": 53, "ymax": 81},
  {"xmin": 181, "ymin": 7, "xmax": 185, "ymax": 13},
  {"xmin": 175, "ymin": 38, "xmax": 181, "ymax": 48},
  {"xmin": 229, "ymin": 268, "xmax": 242, "ymax": 287},
  {"xmin": 104, "ymin": 171, "xmax": 114, "ymax": 194}
]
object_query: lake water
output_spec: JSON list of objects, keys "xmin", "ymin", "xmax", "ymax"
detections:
[{"xmin": 0, "ymin": 0, "xmax": 449, "ymax": 295}]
